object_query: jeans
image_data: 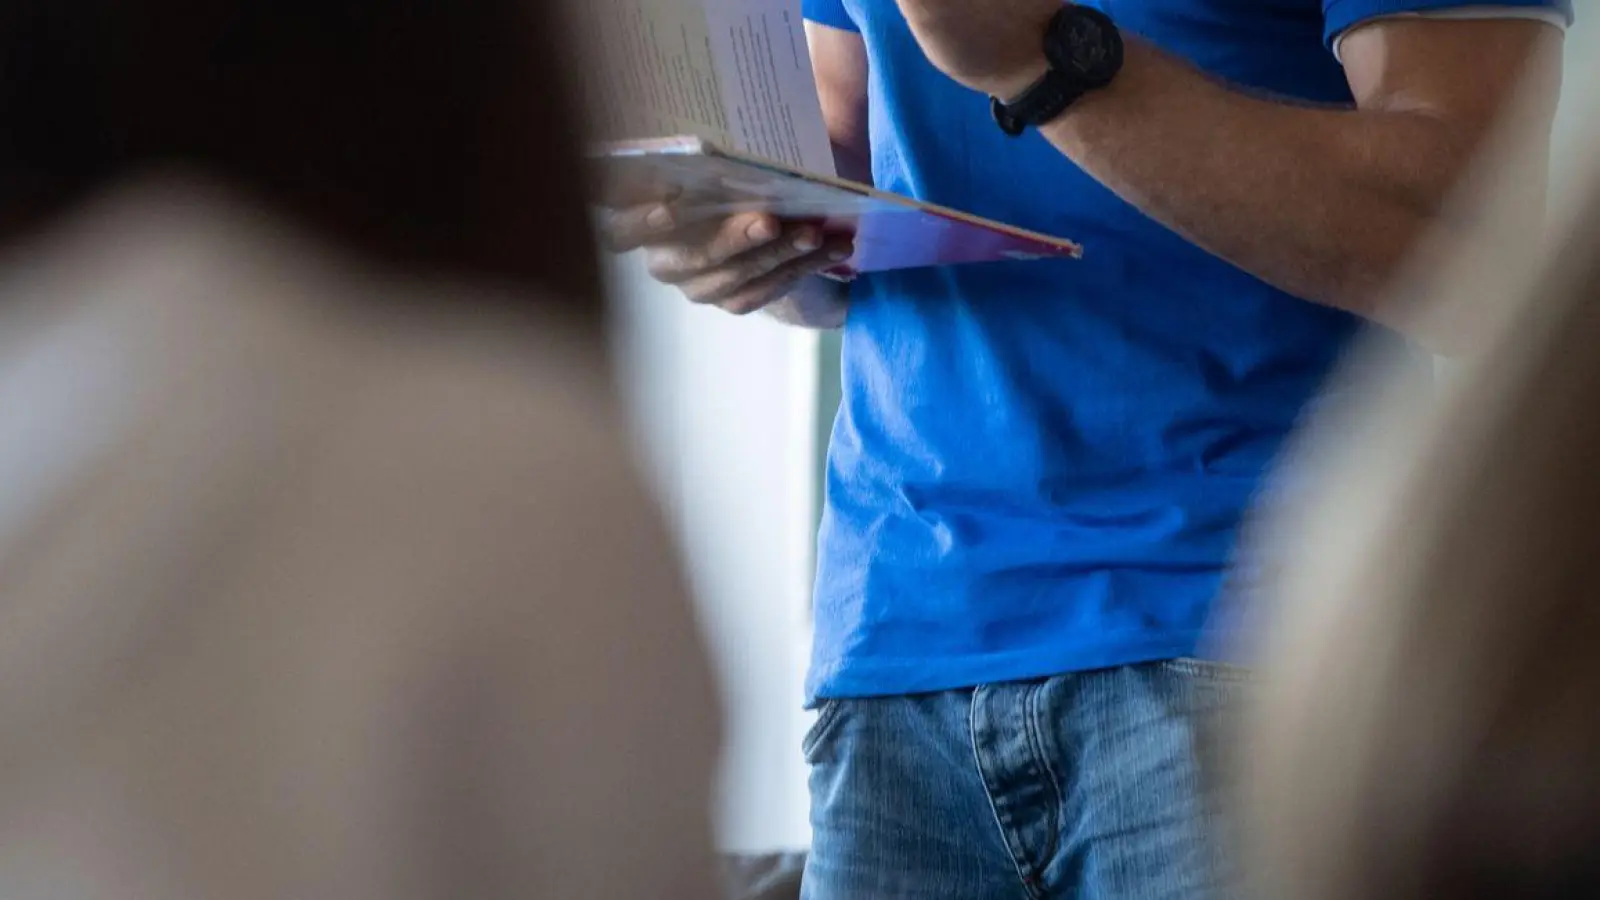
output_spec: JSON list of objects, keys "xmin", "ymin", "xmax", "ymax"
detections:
[{"xmin": 801, "ymin": 661, "xmax": 1249, "ymax": 899}]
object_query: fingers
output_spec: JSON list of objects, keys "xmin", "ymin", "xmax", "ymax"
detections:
[
  {"xmin": 604, "ymin": 203, "xmax": 853, "ymax": 317},
  {"xmin": 644, "ymin": 212, "xmax": 789, "ymax": 278},
  {"xmin": 600, "ymin": 199, "xmax": 781, "ymax": 257},
  {"xmin": 679, "ymin": 233, "xmax": 855, "ymax": 316},
  {"xmin": 600, "ymin": 202, "xmax": 683, "ymax": 253},
  {"xmin": 646, "ymin": 220, "xmax": 822, "ymax": 289}
]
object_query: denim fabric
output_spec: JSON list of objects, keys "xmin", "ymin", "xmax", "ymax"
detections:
[{"xmin": 801, "ymin": 661, "xmax": 1249, "ymax": 899}]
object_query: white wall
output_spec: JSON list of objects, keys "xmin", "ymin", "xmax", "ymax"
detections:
[
  {"xmin": 1551, "ymin": 11, "xmax": 1599, "ymax": 211},
  {"xmin": 609, "ymin": 253, "xmax": 819, "ymax": 854}
]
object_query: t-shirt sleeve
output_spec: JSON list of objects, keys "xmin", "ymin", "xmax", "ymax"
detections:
[
  {"xmin": 803, "ymin": 0, "xmax": 860, "ymax": 32},
  {"xmin": 1322, "ymin": 0, "xmax": 1574, "ymax": 50}
]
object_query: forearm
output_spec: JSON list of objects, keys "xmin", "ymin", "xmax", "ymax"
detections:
[
  {"xmin": 763, "ymin": 273, "xmax": 851, "ymax": 329},
  {"xmin": 1033, "ymin": 40, "xmax": 1480, "ymax": 326}
]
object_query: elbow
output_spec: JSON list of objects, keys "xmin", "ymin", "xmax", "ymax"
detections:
[
  {"xmin": 1301, "ymin": 114, "xmax": 1546, "ymax": 352},
  {"xmin": 1304, "ymin": 209, "xmax": 1432, "ymax": 323},
  {"xmin": 1312, "ymin": 122, "xmax": 1473, "ymax": 307},
  {"xmin": 1320, "ymin": 207, "xmax": 1523, "ymax": 358}
]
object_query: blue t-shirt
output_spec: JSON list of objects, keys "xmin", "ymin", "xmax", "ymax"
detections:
[{"xmin": 804, "ymin": 0, "xmax": 1572, "ymax": 702}]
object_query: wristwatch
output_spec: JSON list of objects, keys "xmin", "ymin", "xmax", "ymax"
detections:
[{"xmin": 990, "ymin": 4, "xmax": 1124, "ymax": 137}]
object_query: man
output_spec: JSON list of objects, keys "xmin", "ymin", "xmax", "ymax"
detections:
[{"xmin": 608, "ymin": 0, "xmax": 1568, "ymax": 897}]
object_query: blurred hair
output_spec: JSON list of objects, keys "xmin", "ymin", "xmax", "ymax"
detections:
[
  {"xmin": 1245, "ymin": 110, "xmax": 1600, "ymax": 899},
  {"xmin": 0, "ymin": 0, "xmax": 602, "ymax": 325}
]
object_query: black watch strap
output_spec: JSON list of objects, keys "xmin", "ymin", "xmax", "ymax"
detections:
[{"xmin": 990, "ymin": 72, "xmax": 1084, "ymax": 138}]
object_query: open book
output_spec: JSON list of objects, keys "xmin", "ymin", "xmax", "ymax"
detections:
[{"xmin": 574, "ymin": 0, "xmax": 1081, "ymax": 278}]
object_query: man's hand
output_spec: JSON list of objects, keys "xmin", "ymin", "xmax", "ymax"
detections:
[
  {"xmin": 892, "ymin": 0, "xmax": 1060, "ymax": 98},
  {"xmin": 593, "ymin": 22, "xmax": 867, "ymax": 330},
  {"xmin": 602, "ymin": 204, "xmax": 853, "ymax": 317}
]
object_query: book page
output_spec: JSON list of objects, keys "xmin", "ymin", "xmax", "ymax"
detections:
[
  {"xmin": 572, "ymin": 0, "xmax": 738, "ymax": 147},
  {"xmin": 570, "ymin": 0, "xmax": 836, "ymax": 178},
  {"xmin": 701, "ymin": 0, "xmax": 836, "ymax": 176}
]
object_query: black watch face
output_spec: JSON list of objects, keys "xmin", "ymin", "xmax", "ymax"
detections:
[{"xmin": 1063, "ymin": 11, "xmax": 1120, "ymax": 87}]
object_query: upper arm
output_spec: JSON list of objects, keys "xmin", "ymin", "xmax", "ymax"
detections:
[
  {"xmin": 1335, "ymin": 16, "xmax": 1566, "ymax": 350},
  {"xmin": 1339, "ymin": 17, "xmax": 1565, "ymax": 137},
  {"xmin": 804, "ymin": 19, "xmax": 872, "ymax": 183}
]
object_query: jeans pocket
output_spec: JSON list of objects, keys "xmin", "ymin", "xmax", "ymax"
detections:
[{"xmin": 802, "ymin": 699, "xmax": 848, "ymax": 762}]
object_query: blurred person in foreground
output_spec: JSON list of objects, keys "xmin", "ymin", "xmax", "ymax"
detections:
[
  {"xmin": 0, "ymin": 2, "xmax": 720, "ymax": 899},
  {"xmin": 607, "ymin": 2, "xmax": 1567, "ymax": 898},
  {"xmin": 1240, "ymin": 85, "xmax": 1600, "ymax": 899}
]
